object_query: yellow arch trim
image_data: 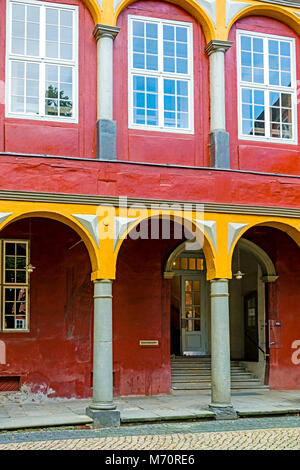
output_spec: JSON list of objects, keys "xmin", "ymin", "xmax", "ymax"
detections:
[
  {"xmin": 229, "ymin": 220, "xmax": 300, "ymax": 268},
  {"xmin": 82, "ymin": 0, "xmax": 102, "ymax": 24},
  {"xmin": 226, "ymin": 4, "xmax": 300, "ymax": 39},
  {"xmin": 0, "ymin": 210, "xmax": 100, "ymax": 274},
  {"xmin": 114, "ymin": 0, "xmax": 216, "ymax": 44},
  {"xmin": 113, "ymin": 213, "xmax": 218, "ymax": 280}
]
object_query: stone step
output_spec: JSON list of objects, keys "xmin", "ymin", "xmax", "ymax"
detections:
[
  {"xmin": 172, "ymin": 382, "xmax": 269, "ymax": 390},
  {"xmin": 172, "ymin": 374, "xmax": 254, "ymax": 380},
  {"xmin": 172, "ymin": 375, "xmax": 260, "ymax": 382},
  {"xmin": 170, "ymin": 357, "xmax": 268, "ymax": 391},
  {"xmin": 172, "ymin": 370, "xmax": 252, "ymax": 375},
  {"xmin": 172, "ymin": 367, "xmax": 246, "ymax": 372},
  {"xmin": 172, "ymin": 380, "xmax": 261, "ymax": 386}
]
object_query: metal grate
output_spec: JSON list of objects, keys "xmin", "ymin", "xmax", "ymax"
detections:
[{"xmin": 0, "ymin": 376, "xmax": 20, "ymax": 392}]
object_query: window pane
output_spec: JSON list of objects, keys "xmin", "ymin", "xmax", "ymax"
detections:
[
  {"xmin": 133, "ymin": 21, "xmax": 144, "ymax": 37},
  {"xmin": 12, "ymin": 20, "xmax": 25, "ymax": 38},
  {"xmin": 12, "ymin": 37, "xmax": 25, "ymax": 55},
  {"xmin": 46, "ymin": 8, "xmax": 58, "ymax": 25},
  {"xmin": 12, "ymin": 3, "xmax": 25, "ymax": 20},
  {"xmin": 46, "ymin": 25, "xmax": 58, "ymax": 42},
  {"xmin": 133, "ymin": 37, "xmax": 144, "ymax": 53},
  {"xmin": 176, "ymin": 58, "xmax": 187, "ymax": 74},
  {"xmin": 164, "ymin": 57, "xmax": 175, "ymax": 73},
  {"xmin": 11, "ymin": 78, "xmax": 24, "ymax": 96},
  {"xmin": 242, "ymin": 119, "xmax": 253, "ymax": 135},
  {"xmin": 177, "ymin": 112, "xmax": 188, "ymax": 129},
  {"xmin": 241, "ymin": 35, "xmax": 251, "ymax": 51},
  {"xmin": 27, "ymin": 6, "xmax": 39, "ymax": 22},
  {"xmin": 46, "ymin": 41, "xmax": 58, "ymax": 58},
  {"xmin": 133, "ymin": 75, "xmax": 158, "ymax": 126},
  {"xmin": 133, "ymin": 53, "xmax": 145, "ymax": 69},
  {"xmin": 253, "ymin": 38, "xmax": 263, "ymax": 53},
  {"xmin": 60, "ymin": 43, "xmax": 72, "ymax": 60},
  {"xmin": 61, "ymin": 10, "xmax": 73, "ymax": 27},
  {"xmin": 241, "ymin": 52, "xmax": 252, "ymax": 66},
  {"xmin": 60, "ymin": 101, "xmax": 72, "ymax": 117}
]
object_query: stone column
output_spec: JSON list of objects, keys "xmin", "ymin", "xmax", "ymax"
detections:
[
  {"xmin": 86, "ymin": 279, "xmax": 120, "ymax": 427},
  {"xmin": 94, "ymin": 24, "xmax": 120, "ymax": 160},
  {"xmin": 209, "ymin": 279, "xmax": 237, "ymax": 419},
  {"xmin": 205, "ymin": 40, "xmax": 233, "ymax": 169}
]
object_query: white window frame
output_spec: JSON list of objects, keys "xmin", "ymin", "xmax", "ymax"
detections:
[
  {"xmin": 128, "ymin": 15, "xmax": 194, "ymax": 134},
  {"xmin": 5, "ymin": 0, "xmax": 78, "ymax": 123},
  {"xmin": 0, "ymin": 240, "xmax": 30, "ymax": 333},
  {"xmin": 237, "ymin": 29, "xmax": 298, "ymax": 145}
]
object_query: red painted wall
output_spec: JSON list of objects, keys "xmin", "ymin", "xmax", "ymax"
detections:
[
  {"xmin": 0, "ymin": 218, "xmax": 94, "ymax": 398},
  {"xmin": 0, "ymin": 219, "xmax": 299, "ymax": 398},
  {"xmin": 113, "ymin": 221, "xmax": 183, "ymax": 396},
  {"xmin": 114, "ymin": 1, "xmax": 210, "ymax": 167},
  {"xmin": 245, "ymin": 227, "xmax": 300, "ymax": 390},
  {"xmin": 0, "ymin": 0, "xmax": 97, "ymax": 158},
  {"xmin": 227, "ymin": 16, "xmax": 300, "ymax": 175},
  {"xmin": 1, "ymin": 155, "xmax": 300, "ymax": 209}
]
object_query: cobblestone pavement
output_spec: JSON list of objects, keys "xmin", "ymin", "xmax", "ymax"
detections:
[
  {"xmin": 0, "ymin": 417, "xmax": 299, "ymax": 450},
  {"xmin": 0, "ymin": 427, "xmax": 300, "ymax": 450}
]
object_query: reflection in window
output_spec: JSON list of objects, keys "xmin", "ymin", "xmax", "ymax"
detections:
[
  {"xmin": 7, "ymin": 0, "xmax": 77, "ymax": 120},
  {"xmin": 238, "ymin": 31, "xmax": 296, "ymax": 142},
  {"xmin": 1, "ymin": 241, "xmax": 30, "ymax": 331},
  {"xmin": 129, "ymin": 16, "xmax": 193, "ymax": 132}
]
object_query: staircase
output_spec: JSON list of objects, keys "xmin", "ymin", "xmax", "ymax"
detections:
[{"xmin": 171, "ymin": 356, "xmax": 269, "ymax": 391}]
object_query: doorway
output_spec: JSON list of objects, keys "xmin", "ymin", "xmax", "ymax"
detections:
[{"xmin": 170, "ymin": 251, "xmax": 209, "ymax": 356}]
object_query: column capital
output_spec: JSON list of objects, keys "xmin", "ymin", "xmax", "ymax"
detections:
[
  {"xmin": 93, "ymin": 24, "xmax": 120, "ymax": 41},
  {"xmin": 92, "ymin": 278, "xmax": 113, "ymax": 284},
  {"xmin": 205, "ymin": 40, "xmax": 233, "ymax": 56}
]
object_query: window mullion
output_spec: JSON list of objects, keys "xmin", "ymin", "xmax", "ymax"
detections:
[
  {"xmin": 158, "ymin": 76, "xmax": 164, "ymax": 128},
  {"xmin": 158, "ymin": 22, "xmax": 164, "ymax": 128},
  {"xmin": 40, "ymin": 5, "xmax": 45, "ymax": 59},
  {"xmin": 40, "ymin": 62, "xmax": 45, "ymax": 117},
  {"xmin": 265, "ymin": 88, "xmax": 270, "ymax": 139}
]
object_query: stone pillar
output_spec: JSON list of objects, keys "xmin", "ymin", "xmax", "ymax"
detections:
[
  {"xmin": 94, "ymin": 24, "xmax": 120, "ymax": 160},
  {"xmin": 209, "ymin": 279, "xmax": 237, "ymax": 419},
  {"xmin": 205, "ymin": 40, "xmax": 233, "ymax": 169},
  {"xmin": 86, "ymin": 279, "xmax": 120, "ymax": 427}
]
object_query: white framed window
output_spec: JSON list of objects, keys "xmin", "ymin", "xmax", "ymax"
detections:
[
  {"xmin": 0, "ymin": 240, "xmax": 30, "ymax": 332},
  {"xmin": 237, "ymin": 30, "xmax": 297, "ymax": 144},
  {"xmin": 128, "ymin": 15, "xmax": 194, "ymax": 134},
  {"xmin": 6, "ymin": 0, "xmax": 78, "ymax": 122}
]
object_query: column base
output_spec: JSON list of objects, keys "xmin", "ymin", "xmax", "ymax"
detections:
[
  {"xmin": 209, "ymin": 130, "xmax": 230, "ymax": 168},
  {"xmin": 209, "ymin": 404, "xmax": 238, "ymax": 420},
  {"xmin": 86, "ymin": 407, "xmax": 121, "ymax": 428},
  {"xmin": 96, "ymin": 119, "xmax": 116, "ymax": 160}
]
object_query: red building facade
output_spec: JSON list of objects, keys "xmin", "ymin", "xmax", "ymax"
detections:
[{"xmin": 0, "ymin": 0, "xmax": 300, "ymax": 423}]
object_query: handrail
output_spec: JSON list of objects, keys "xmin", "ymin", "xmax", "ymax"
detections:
[{"xmin": 244, "ymin": 331, "xmax": 267, "ymax": 356}]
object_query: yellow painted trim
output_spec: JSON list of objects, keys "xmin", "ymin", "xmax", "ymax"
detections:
[
  {"xmin": 0, "ymin": 203, "xmax": 101, "ymax": 276},
  {"xmin": 113, "ymin": 0, "xmax": 216, "ymax": 44},
  {"xmin": 82, "ymin": 0, "xmax": 102, "ymax": 24},
  {"xmin": 226, "ymin": 3, "xmax": 300, "ymax": 40},
  {"xmin": 112, "ymin": 210, "xmax": 218, "ymax": 280},
  {"xmin": 0, "ymin": 200, "xmax": 300, "ymax": 282},
  {"xmin": 227, "ymin": 218, "xmax": 300, "ymax": 279}
]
